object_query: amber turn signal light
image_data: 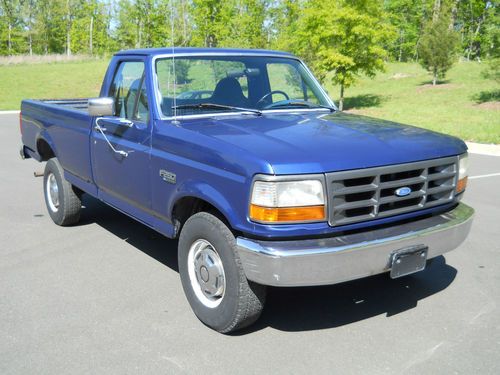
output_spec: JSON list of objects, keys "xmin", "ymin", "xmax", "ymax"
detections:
[
  {"xmin": 456, "ymin": 176, "xmax": 468, "ymax": 194},
  {"xmin": 249, "ymin": 204, "xmax": 325, "ymax": 223}
]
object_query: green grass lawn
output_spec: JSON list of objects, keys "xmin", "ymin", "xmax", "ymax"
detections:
[
  {"xmin": 0, "ymin": 59, "xmax": 109, "ymax": 110},
  {"xmin": 324, "ymin": 62, "xmax": 499, "ymax": 144},
  {"xmin": 1, "ymin": 59, "xmax": 498, "ymax": 143}
]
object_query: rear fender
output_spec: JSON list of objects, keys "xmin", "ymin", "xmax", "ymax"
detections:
[{"xmin": 35, "ymin": 130, "xmax": 58, "ymax": 161}]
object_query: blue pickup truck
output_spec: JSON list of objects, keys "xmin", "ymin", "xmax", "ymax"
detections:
[{"xmin": 20, "ymin": 48, "xmax": 474, "ymax": 333}]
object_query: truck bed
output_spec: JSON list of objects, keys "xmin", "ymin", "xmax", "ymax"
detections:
[
  {"xmin": 31, "ymin": 98, "xmax": 90, "ymax": 112},
  {"xmin": 21, "ymin": 97, "xmax": 93, "ymax": 184}
]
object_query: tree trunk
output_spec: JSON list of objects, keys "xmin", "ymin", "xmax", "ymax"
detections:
[
  {"xmin": 66, "ymin": 1, "xmax": 71, "ymax": 56},
  {"xmin": 398, "ymin": 30, "xmax": 404, "ymax": 62},
  {"xmin": 89, "ymin": 16, "xmax": 93, "ymax": 55},
  {"xmin": 433, "ymin": 0, "xmax": 441, "ymax": 21},
  {"xmin": 469, "ymin": 19, "xmax": 483, "ymax": 60},
  {"xmin": 181, "ymin": 0, "xmax": 188, "ymax": 45},
  {"xmin": 28, "ymin": 2, "xmax": 33, "ymax": 56},
  {"xmin": 8, "ymin": 23, "xmax": 12, "ymax": 54},
  {"xmin": 66, "ymin": 30, "xmax": 71, "ymax": 56},
  {"xmin": 136, "ymin": 19, "xmax": 142, "ymax": 48},
  {"xmin": 433, "ymin": 71, "xmax": 438, "ymax": 86},
  {"xmin": 339, "ymin": 84, "xmax": 344, "ymax": 111}
]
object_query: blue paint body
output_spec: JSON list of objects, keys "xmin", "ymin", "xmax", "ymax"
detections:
[{"xmin": 20, "ymin": 48, "xmax": 467, "ymax": 239}]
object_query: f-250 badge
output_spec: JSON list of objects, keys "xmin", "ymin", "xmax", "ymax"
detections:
[{"xmin": 159, "ymin": 169, "xmax": 176, "ymax": 184}]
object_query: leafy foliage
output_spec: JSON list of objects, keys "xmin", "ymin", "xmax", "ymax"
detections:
[
  {"xmin": 295, "ymin": 0, "xmax": 394, "ymax": 110},
  {"xmin": 0, "ymin": 0, "xmax": 498, "ymax": 112},
  {"xmin": 417, "ymin": 8, "xmax": 459, "ymax": 85}
]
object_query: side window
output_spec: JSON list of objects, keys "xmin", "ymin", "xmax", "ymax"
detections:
[{"xmin": 109, "ymin": 61, "xmax": 148, "ymax": 121}]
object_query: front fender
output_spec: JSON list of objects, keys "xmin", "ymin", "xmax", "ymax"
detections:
[{"xmin": 168, "ymin": 179, "xmax": 244, "ymax": 229}]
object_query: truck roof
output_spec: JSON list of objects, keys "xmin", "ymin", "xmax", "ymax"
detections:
[{"xmin": 114, "ymin": 47, "xmax": 295, "ymax": 57}]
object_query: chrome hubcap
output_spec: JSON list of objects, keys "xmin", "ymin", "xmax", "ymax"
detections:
[
  {"xmin": 46, "ymin": 173, "xmax": 59, "ymax": 212},
  {"xmin": 187, "ymin": 239, "xmax": 226, "ymax": 308}
]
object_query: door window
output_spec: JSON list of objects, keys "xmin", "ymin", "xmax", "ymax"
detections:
[{"xmin": 109, "ymin": 61, "xmax": 149, "ymax": 121}]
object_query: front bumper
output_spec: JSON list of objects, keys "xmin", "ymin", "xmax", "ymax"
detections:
[{"xmin": 236, "ymin": 203, "xmax": 474, "ymax": 287}]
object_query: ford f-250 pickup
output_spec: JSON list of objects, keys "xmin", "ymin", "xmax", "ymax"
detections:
[{"xmin": 20, "ymin": 48, "xmax": 474, "ymax": 333}]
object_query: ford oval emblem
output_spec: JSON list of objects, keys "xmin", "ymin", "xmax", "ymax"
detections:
[{"xmin": 395, "ymin": 187, "xmax": 412, "ymax": 197}]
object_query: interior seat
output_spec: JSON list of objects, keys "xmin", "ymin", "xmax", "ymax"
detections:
[{"xmin": 210, "ymin": 77, "xmax": 250, "ymax": 108}]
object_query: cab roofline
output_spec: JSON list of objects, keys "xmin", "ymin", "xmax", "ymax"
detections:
[{"xmin": 114, "ymin": 47, "xmax": 295, "ymax": 58}]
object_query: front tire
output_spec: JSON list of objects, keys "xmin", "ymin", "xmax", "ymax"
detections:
[
  {"xmin": 178, "ymin": 212, "xmax": 266, "ymax": 333},
  {"xmin": 43, "ymin": 158, "xmax": 82, "ymax": 226}
]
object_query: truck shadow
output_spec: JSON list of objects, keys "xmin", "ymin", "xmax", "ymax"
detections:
[
  {"xmin": 80, "ymin": 195, "xmax": 457, "ymax": 334},
  {"xmin": 79, "ymin": 195, "xmax": 179, "ymax": 272},
  {"xmin": 244, "ymin": 255, "xmax": 456, "ymax": 333}
]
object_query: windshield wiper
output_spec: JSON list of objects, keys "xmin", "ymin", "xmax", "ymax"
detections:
[
  {"xmin": 172, "ymin": 103, "xmax": 262, "ymax": 116},
  {"xmin": 267, "ymin": 100, "xmax": 335, "ymax": 112}
]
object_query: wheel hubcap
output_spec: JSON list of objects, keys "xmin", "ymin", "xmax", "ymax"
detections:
[
  {"xmin": 46, "ymin": 173, "xmax": 59, "ymax": 212},
  {"xmin": 187, "ymin": 239, "xmax": 226, "ymax": 308}
]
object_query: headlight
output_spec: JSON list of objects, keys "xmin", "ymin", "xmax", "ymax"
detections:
[
  {"xmin": 456, "ymin": 153, "xmax": 468, "ymax": 194},
  {"xmin": 249, "ymin": 177, "xmax": 326, "ymax": 223}
]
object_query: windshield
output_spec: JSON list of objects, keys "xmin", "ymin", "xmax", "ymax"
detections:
[{"xmin": 155, "ymin": 56, "xmax": 333, "ymax": 117}]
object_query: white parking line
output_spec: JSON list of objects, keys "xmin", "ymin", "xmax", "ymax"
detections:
[
  {"xmin": 0, "ymin": 110, "xmax": 20, "ymax": 114},
  {"xmin": 469, "ymin": 173, "xmax": 500, "ymax": 180}
]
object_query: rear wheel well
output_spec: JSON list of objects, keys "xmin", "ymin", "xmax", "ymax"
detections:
[
  {"xmin": 172, "ymin": 197, "xmax": 232, "ymax": 237},
  {"xmin": 37, "ymin": 139, "xmax": 55, "ymax": 161}
]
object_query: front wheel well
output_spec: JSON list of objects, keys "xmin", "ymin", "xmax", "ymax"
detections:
[{"xmin": 172, "ymin": 197, "xmax": 232, "ymax": 237}]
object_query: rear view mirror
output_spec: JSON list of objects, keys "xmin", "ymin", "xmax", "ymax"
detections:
[
  {"xmin": 244, "ymin": 68, "xmax": 260, "ymax": 77},
  {"xmin": 88, "ymin": 97, "xmax": 114, "ymax": 117}
]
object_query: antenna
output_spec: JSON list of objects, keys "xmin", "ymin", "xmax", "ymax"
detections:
[{"xmin": 170, "ymin": 0, "xmax": 179, "ymax": 124}]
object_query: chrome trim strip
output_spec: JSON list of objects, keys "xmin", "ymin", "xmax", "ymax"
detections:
[
  {"xmin": 157, "ymin": 108, "xmax": 332, "ymax": 121},
  {"xmin": 236, "ymin": 202, "xmax": 474, "ymax": 286}
]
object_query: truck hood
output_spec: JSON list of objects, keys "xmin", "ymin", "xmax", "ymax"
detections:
[{"xmin": 179, "ymin": 111, "xmax": 467, "ymax": 174}]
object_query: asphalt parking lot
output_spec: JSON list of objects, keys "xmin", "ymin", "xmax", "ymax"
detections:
[{"xmin": 1, "ymin": 112, "xmax": 499, "ymax": 374}]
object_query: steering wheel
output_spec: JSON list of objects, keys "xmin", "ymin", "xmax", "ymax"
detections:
[{"xmin": 256, "ymin": 90, "xmax": 290, "ymax": 107}]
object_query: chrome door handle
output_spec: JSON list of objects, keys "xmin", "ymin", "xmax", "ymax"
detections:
[{"xmin": 118, "ymin": 119, "xmax": 134, "ymax": 127}]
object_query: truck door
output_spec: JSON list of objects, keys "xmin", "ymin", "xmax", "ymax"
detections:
[{"xmin": 91, "ymin": 59, "xmax": 152, "ymax": 212}]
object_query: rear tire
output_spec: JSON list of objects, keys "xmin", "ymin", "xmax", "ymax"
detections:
[
  {"xmin": 43, "ymin": 158, "xmax": 81, "ymax": 226},
  {"xmin": 178, "ymin": 212, "xmax": 266, "ymax": 333}
]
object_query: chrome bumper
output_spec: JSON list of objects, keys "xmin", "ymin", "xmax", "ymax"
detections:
[{"xmin": 236, "ymin": 203, "xmax": 474, "ymax": 287}]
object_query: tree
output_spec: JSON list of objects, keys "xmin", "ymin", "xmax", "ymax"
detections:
[
  {"xmin": 456, "ymin": 0, "xmax": 490, "ymax": 61},
  {"xmin": 70, "ymin": 0, "xmax": 113, "ymax": 55},
  {"xmin": 230, "ymin": 0, "xmax": 267, "ymax": 48},
  {"xmin": 191, "ymin": 0, "xmax": 234, "ymax": 47},
  {"xmin": 0, "ymin": 0, "xmax": 24, "ymax": 54},
  {"xmin": 418, "ymin": 6, "xmax": 459, "ymax": 85},
  {"xmin": 297, "ymin": 0, "xmax": 394, "ymax": 111},
  {"xmin": 22, "ymin": 0, "xmax": 36, "ymax": 56},
  {"xmin": 384, "ymin": 0, "xmax": 425, "ymax": 61},
  {"xmin": 114, "ymin": 0, "xmax": 136, "ymax": 49},
  {"xmin": 268, "ymin": 0, "xmax": 301, "ymax": 51},
  {"xmin": 481, "ymin": 2, "xmax": 499, "ymax": 84},
  {"xmin": 33, "ymin": 0, "xmax": 67, "ymax": 55}
]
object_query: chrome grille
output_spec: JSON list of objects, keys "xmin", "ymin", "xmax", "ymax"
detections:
[{"xmin": 326, "ymin": 156, "xmax": 458, "ymax": 226}]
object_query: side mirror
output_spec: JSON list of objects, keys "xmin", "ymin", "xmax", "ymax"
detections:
[{"xmin": 88, "ymin": 97, "xmax": 114, "ymax": 117}]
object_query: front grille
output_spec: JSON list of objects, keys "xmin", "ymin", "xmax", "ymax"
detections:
[{"xmin": 326, "ymin": 156, "xmax": 458, "ymax": 226}]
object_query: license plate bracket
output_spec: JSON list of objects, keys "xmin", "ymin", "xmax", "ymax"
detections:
[{"xmin": 390, "ymin": 245, "xmax": 428, "ymax": 279}]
